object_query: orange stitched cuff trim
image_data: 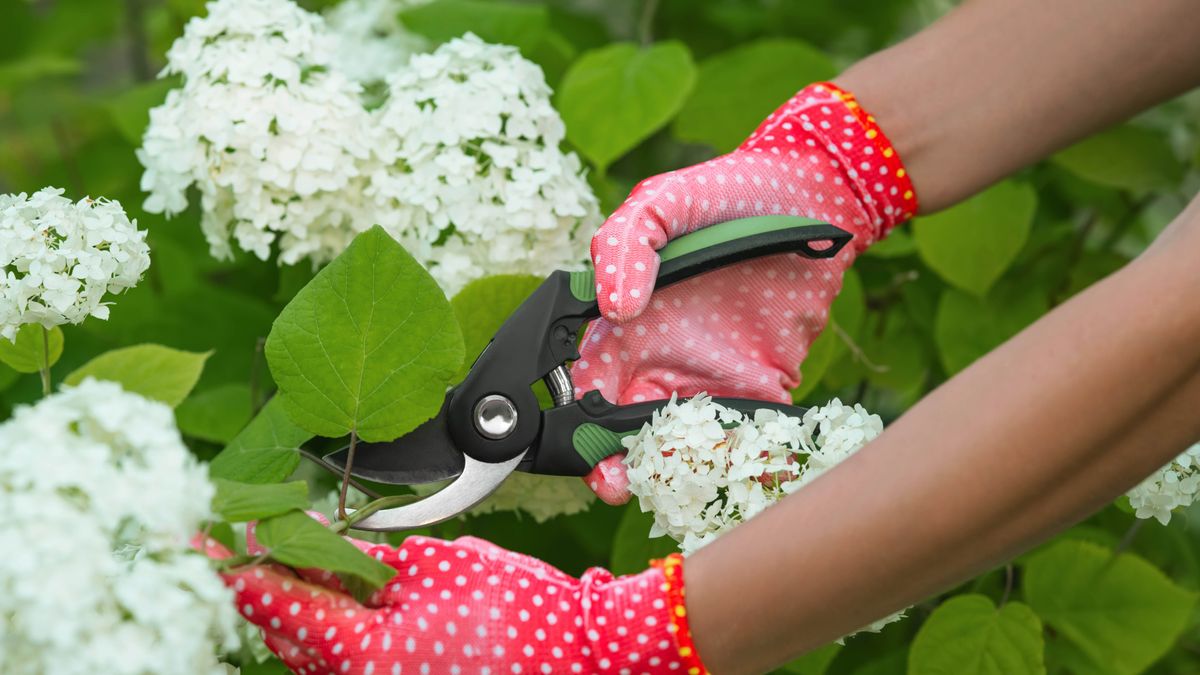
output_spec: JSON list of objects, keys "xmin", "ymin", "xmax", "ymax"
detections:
[
  {"xmin": 650, "ymin": 553, "xmax": 709, "ymax": 675},
  {"xmin": 815, "ymin": 81, "xmax": 919, "ymax": 220}
]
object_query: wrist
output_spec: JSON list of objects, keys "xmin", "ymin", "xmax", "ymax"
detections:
[
  {"xmin": 739, "ymin": 82, "xmax": 918, "ymax": 249},
  {"xmin": 581, "ymin": 555, "xmax": 709, "ymax": 674}
]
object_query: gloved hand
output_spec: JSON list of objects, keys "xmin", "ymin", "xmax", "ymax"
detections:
[
  {"xmin": 574, "ymin": 82, "xmax": 918, "ymax": 504},
  {"xmin": 205, "ymin": 527, "xmax": 706, "ymax": 675}
]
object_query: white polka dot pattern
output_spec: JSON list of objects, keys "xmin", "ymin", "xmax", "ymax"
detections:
[
  {"xmin": 575, "ymin": 83, "xmax": 917, "ymax": 505},
  {"xmin": 217, "ymin": 533, "xmax": 691, "ymax": 674}
]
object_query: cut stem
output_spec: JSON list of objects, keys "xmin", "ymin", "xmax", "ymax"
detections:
[
  {"xmin": 338, "ymin": 430, "xmax": 359, "ymax": 521},
  {"xmin": 39, "ymin": 326, "xmax": 51, "ymax": 397}
]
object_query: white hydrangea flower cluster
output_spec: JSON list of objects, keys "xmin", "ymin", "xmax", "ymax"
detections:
[
  {"xmin": 0, "ymin": 379, "xmax": 238, "ymax": 675},
  {"xmin": 139, "ymin": 0, "xmax": 598, "ymax": 295},
  {"xmin": 1126, "ymin": 443, "xmax": 1200, "ymax": 525},
  {"xmin": 325, "ymin": 0, "xmax": 430, "ymax": 87},
  {"xmin": 138, "ymin": 0, "xmax": 376, "ymax": 265},
  {"xmin": 624, "ymin": 394, "xmax": 883, "ymax": 554},
  {"xmin": 624, "ymin": 394, "xmax": 902, "ymax": 637},
  {"xmin": 368, "ymin": 34, "xmax": 599, "ymax": 293},
  {"xmin": 0, "ymin": 187, "xmax": 150, "ymax": 341}
]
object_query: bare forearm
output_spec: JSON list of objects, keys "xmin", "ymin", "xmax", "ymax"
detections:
[
  {"xmin": 686, "ymin": 206, "xmax": 1200, "ymax": 674},
  {"xmin": 838, "ymin": 0, "xmax": 1200, "ymax": 212}
]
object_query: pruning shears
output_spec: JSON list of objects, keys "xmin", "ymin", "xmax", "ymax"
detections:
[{"xmin": 323, "ymin": 215, "xmax": 852, "ymax": 531}]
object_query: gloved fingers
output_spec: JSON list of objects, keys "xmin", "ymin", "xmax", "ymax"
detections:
[
  {"xmin": 450, "ymin": 535, "xmax": 579, "ymax": 586},
  {"xmin": 583, "ymin": 454, "xmax": 632, "ymax": 506},
  {"xmin": 245, "ymin": 512, "xmax": 380, "ymax": 595},
  {"xmin": 224, "ymin": 562, "xmax": 379, "ymax": 660},
  {"xmin": 261, "ymin": 630, "xmax": 323, "ymax": 674}
]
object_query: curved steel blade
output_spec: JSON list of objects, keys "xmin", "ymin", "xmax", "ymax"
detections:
[
  {"xmin": 348, "ymin": 451, "xmax": 526, "ymax": 531},
  {"xmin": 323, "ymin": 400, "xmax": 465, "ymax": 485}
]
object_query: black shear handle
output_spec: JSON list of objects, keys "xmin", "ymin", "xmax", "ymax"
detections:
[
  {"xmin": 449, "ymin": 216, "xmax": 847, "ymax": 466},
  {"xmin": 567, "ymin": 216, "xmax": 852, "ymax": 321},
  {"xmin": 523, "ymin": 390, "xmax": 809, "ymax": 477}
]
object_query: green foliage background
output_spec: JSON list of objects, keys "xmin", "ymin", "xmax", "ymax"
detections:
[{"xmin": 3, "ymin": 1, "xmax": 1200, "ymax": 673}]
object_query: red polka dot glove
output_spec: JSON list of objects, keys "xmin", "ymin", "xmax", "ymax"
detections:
[
  {"xmin": 210, "ymin": 530, "xmax": 708, "ymax": 675},
  {"xmin": 575, "ymin": 82, "xmax": 918, "ymax": 504}
]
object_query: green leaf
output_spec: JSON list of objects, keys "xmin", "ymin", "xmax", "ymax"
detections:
[
  {"xmin": 776, "ymin": 643, "xmax": 842, "ymax": 675},
  {"xmin": 175, "ymin": 384, "xmax": 253, "ymax": 444},
  {"xmin": 103, "ymin": 77, "xmax": 178, "ymax": 145},
  {"xmin": 0, "ymin": 362, "xmax": 18, "ymax": 392},
  {"xmin": 793, "ymin": 268, "xmax": 863, "ymax": 402},
  {"xmin": 399, "ymin": 0, "xmax": 548, "ymax": 54},
  {"xmin": 64, "ymin": 344, "xmax": 209, "ymax": 407},
  {"xmin": 864, "ymin": 229, "xmax": 916, "ymax": 258},
  {"xmin": 934, "ymin": 283, "xmax": 1048, "ymax": 375},
  {"xmin": 450, "ymin": 274, "xmax": 543, "ymax": 380},
  {"xmin": 914, "ymin": 181, "xmax": 1036, "ymax": 296},
  {"xmin": 255, "ymin": 510, "xmax": 396, "ymax": 589},
  {"xmin": 209, "ymin": 396, "xmax": 314, "ymax": 484},
  {"xmin": 1023, "ymin": 540, "xmax": 1196, "ymax": 675},
  {"xmin": 1052, "ymin": 125, "xmax": 1183, "ymax": 192},
  {"xmin": 673, "ymin": 38, "xmax": 835, "ymax": 152},
  {"xmin": 908, "ymin": 594, "xmax": 1044, "ymax": 675},
  {"xmin": 558, "ymin": 41, "xmax": 696, "ymax": 171},
  {"xmin": 212, "ymin": 479, "xmax": 309, "ymax": 523},
  {"xmin": 265, "ymin": 226, "xmax": 465, "ymax": 442},
  {"xmin": 0, "ymin": 54, "xmax": 79, "ymax": 89},
  {"xmin": 0, "ymin": 324, "xmax": 64, "ymax": 374},
  {"xmin": 610, "ymin": 503, "xmax": 680, "ymax": 575}
]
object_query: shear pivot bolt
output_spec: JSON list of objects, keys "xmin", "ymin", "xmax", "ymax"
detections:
[{"xmin": 474, "ymin": 394, "xmax": 518, "ymax": 439}]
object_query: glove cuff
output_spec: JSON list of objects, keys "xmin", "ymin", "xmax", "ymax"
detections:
[
  {"xmin": 740, "ymin": 81, "xmax": 918, "ymax": 245},
  {"xmin": 580, "ymin": 554, "xmax": 710, "ymax": 674}
]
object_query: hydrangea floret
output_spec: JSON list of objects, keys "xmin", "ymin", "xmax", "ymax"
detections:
[
  {"xmin": 0, "ymin": 187, "xmax": 150, "ymax": 341},
  {"xmin": 0, "ymin": 379, "xmax": 238, "ymax": 674},
  {"xmin": 1126, "ymin": 443, "xmax": 1200, "ymax": 525}
]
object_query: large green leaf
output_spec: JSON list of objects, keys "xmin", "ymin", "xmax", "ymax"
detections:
[
  {"xmin": 63, "ymin": 344, "xmax": 209, "ymax": 407},
  {"xmin": 673, "ymin": 38, "xmax": 835, "ymax": 152},
  {"xmin": 557, "ymin": 41, "xmax": 696, "ymax": 171},
  {"xmin": 0, "ymin": 324, "xmax": 64, "ymax": 374},
  {"xmin": 399, "ymin": 0, "xmax": 548, "ymax": 54},
  {"xmin": 610, "ymin": 503, "xmax": 681, "ymax": 575},
  {"xmin": 908, "ymin": 594, "xmax": 1044, "ymax": 675},
  {"xmin": 175, "ymin": 383, "xmax": 253, "ymax": 444},
  {"xmin": 450, "ymin": 274, "xmax": 543, "ymax": 380},
  {"xmin": 212, "ymin": 479, "xmax": 309, "ymax": 523},
  {"xmin": 1023, "ymin": 540, "xmax": 1196, "ymax": 675},
  {"xmin": 934, "ymin": 283, "xmax": 1047, "ymax": 375},
  {"xmin": 209, "ymin": 396, "xmax": 313, "ymax": 484},
  {"xmin": 265, "ymin": 226, "xmax": 465, "ymax": 442},
  {"xmin": 254, "ymin": 510, "xmax": 396, "ymax": 589},
  {"xmin": 1052, "ymin": 125, "xmax": 1183, "ymax": 192},
  {"xmin": 914, "ymin": 181, "xmax": 1036, "ymax": 297}
]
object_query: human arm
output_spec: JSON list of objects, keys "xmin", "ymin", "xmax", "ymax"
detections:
[
  {"xmin": 685, "ymin": 201, "xmax": 1200, "ymax": 674},
  {"xmin": 577, "ymin": 0, "xmax": 1200, "ymax": 502},
  {"xmin": 839, "ymin": 0, "xmax": 1200, "ymax": 211}
]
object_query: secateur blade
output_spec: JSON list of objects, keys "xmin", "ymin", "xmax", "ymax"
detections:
[
  {"xmin": 323, "ymin": 394, "xmax": 466, "ymax": 485},
  {"xmin": 348, "ymin": 451, "xmax": 527, "ymax": 531}
]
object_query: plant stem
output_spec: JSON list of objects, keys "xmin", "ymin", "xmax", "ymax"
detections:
[
  {"xmin": 1113, "ymin": 518, "xmax": 1145, "ymax": 556},
  {"xmin": 338, "ymin": 430, "xmax": 359, "ymax": 521},
  {"xmin": 638, "ymin": 0, "xmax": 660, "ymax": 46},
  {"xmin": 999, "ymin": 563, "xmax": 1014, "ymax": 606},
  {"xmin": 39, "ymin": 326, "xmax": 51, "ymax": 397}
]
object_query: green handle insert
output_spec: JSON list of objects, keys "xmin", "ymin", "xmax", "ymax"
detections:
[
  {"xmin": 572, "ymin": 423, "xmax": 639, "ymax": 467},
  {"xmin": 568, "ymin": 215, "xmax": 843, "ymax": 302}
]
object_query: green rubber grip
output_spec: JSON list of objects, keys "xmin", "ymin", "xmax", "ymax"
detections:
[
  {"xmin": 571, "ymin": 423, "xmax": 638, "ymax": 468},
  {"xmin": 568, "ymin": 215, "xmax": 847, "ymax": 302}
]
